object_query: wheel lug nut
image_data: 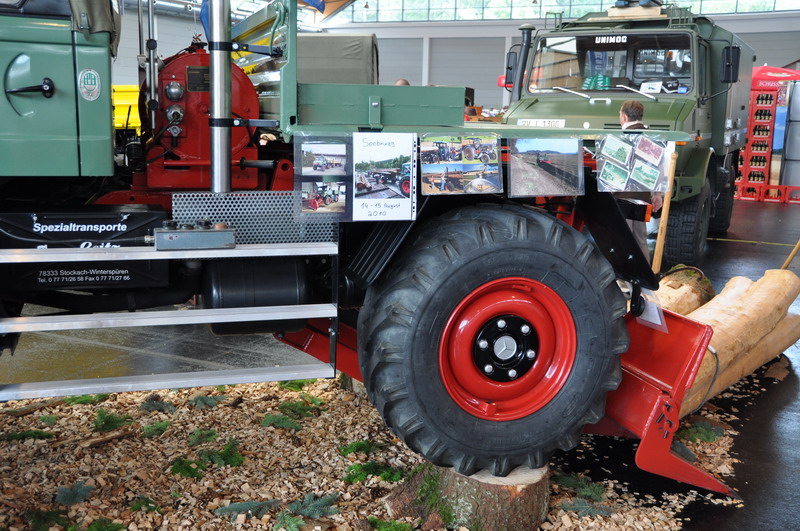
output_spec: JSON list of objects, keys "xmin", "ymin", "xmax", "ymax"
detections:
[
  {"xmin": 520, "ymin": 324, "xmax": 531, "ymax": 335},
  {"xmin": 497, "ymin": 319, "xmax": 507, "ymax": 329},
  {"xmin": 478, "ymin": 339, "xmax": 489, "ymax": 350},
  {"xmin": 484, "ymin": 364, "xmax": 494, "ymax": 374},
  {"xmin": 526, "ymin": 349, "xmax": 536, "ymax": 359},
  {"xmin": 508, "ymin": 369, "xmax": 518, "ymax": 379}
]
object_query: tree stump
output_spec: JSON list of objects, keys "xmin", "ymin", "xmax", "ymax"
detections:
[{"xmin": 384, "ymin": 465, "xmax": 549, "ymax": 530}]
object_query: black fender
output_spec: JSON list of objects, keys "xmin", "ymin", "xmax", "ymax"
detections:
[{"xmin": 576, "ymin": 176, "xmax": 659, "ymax": 290}]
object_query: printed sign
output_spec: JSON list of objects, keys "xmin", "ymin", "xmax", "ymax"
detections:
[
  {"xmin": 78, "ymin": 69, "xmax": 102, "ymax": 101},
  {"xmin": 352, "ymin": 132, "xmax": 417, "ymax": 221},
  {"xmin": 295, "ymin": 141, "xmax": 350, "ymax": 218}
]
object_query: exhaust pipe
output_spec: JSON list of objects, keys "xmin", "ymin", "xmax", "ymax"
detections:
[
  {"xmin": 514, "ymin": 24, "xmax": 535, "ymax": 101},
  {"xmin": 209, "ymin": 0, "xmax": 232, "ymax": 194}
]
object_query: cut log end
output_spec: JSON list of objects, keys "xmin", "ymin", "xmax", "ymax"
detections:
[{"xmin": 385, "ymin": 464, "xmax": 549, "ymax": 529}]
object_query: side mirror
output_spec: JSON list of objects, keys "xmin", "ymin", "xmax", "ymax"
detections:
[
  {"xmin": 505, "ymin": 51, "xmax": 518, "ymax": 88},
  {"xmin": 721, "ymin": 46, "xmax": 741, "ymax": 83}
]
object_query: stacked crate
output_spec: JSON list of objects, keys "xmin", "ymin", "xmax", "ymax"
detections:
[{"xmin": 736, "ymin": 89, "xmax": 781, "ymax": 201}]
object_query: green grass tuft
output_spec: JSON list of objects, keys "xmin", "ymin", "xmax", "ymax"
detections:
[
  {"xmin": 140, "ymin": 394, "xmax": 176, "ymax": 413},
  {"xmin": 187, "ymin": 428, "xmax": 218, "ymax": 447},
  {"xmin": 85, "ymin": 518, "xmax": 125, "ymax": 531},
  {"xmin": 343, "ymin": 461, "xmax": 403, "ymax": 484},
  {"xmin": 142, "ymin": 420, "xmax": 171, "ymax": 438},
  {"xmin": 131, "ymin": 496, "xmax": 161, "ymax": 513},
  {"xmin": 278, "ymin": 401, "xmax": 316, "ymax": 419},
  {"xmin": 39, "ymin": 414, "xmax": 58, "ymax": 426},
  {"xmin": 170, "ymin": 457, "xmax": 207, "ymax": 478},
  {"xmin": 189, "ymin": 394, "xmax": 226, "ymax": 409},
  {"xmin": 24, "ymin": 509, "xmax": 69, "ymax": 531},
  {"xmin": 198, "ymin": 439, "xmax": 245, "ymax": 467},
  {"xmin": 338, "ymin": 440, "xmax": 383, "ymax": 456},
  {"xmin": 0, "ymin": 430, "xmax": 55, "ymax": 441},
  {"xmin": 278, "ymin": 379, "xmax": 317, "ymax": 392},
  {"xmin": 287, "ymin": 492, "xmax": 339, "ymax": 518},
  {"xmin": 553, "ymin": 473, "xmax": 606, "ymax": 502},
  {"xmin": 367, "ymin": 516, "xmax": 412, "ymax": 531},
  {"xmin": 677, "ymin": 420, "xmax": 724, "ymax": 443},
  {"xmin": 274, "ymin": 510, "xmax": 304, "ymax": 531},
  {"xmin": 214, "ymin": 500, "xmax": 279, "ymax": 522},
  {"xmin": 260, "ymin": 414, "xmax": 303, "ymax": 431},
  {"xmin": 64, "ymin": 394, "xmax": 109, "ymax": 405},
  {"xmin": 93, "ymin": 409, "xmax": 132, "ymax": 432},
  {"xmin": 55, "ymin": 481, "xmax": 94, "ymax": 506}
]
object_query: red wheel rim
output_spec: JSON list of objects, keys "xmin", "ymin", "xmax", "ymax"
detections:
[
  {"xmin": 401, "ymin": 179, "xmax": 411, "ymax": 195},
  {"xmin": 439, "ymin": 277, "xmax": 576, "ymax": 421}
]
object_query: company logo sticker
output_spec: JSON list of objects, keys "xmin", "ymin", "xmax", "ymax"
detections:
[{"xmin": 78, "ymin": 69, "xmax": 101, "ymax": 101}]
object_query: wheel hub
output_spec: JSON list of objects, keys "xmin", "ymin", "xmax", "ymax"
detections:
[{"xmin": 474, "ymin": 315, "xmax": 539, "ymax": 382}]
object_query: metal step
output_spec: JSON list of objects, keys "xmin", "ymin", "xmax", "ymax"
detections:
[
  {"xmin": 0, "ymin": 364, "xmax": 335, "ymax": 402},
  {"xmin": 0, "ymin": 303, "xmax": 337, "ymax": 333},
  {"xmin": 0, "ymin": 242, "xmax": 338, "ymax": 264}
]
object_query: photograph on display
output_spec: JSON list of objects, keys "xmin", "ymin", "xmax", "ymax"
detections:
[
  {"xmin": 630, "ymin": 159, "xmax": 661, "ymax": 190},
  {"xmin": 298, "ymin": 143, "xmax": 347, "ymax": 178},
  {"xmin": 419, "ymin": 136, "xmax": 463, "ymax": 164},
  {"xmin": 352, "ymin": 132, "xmax": 416, "ymax": 221},
  {"xmin": 508, "ymin": 138, "xmax": 584, "ymax": 197},
  {"xmin": 598, "ymin": 160, "xmax": 630, "ymax": 190},
  {"xmin": 419, "ymin": 134, "xmax": 502, "ymax": 195},
  {"xmin": 599, "ymin": 134, "xmax": 634, "ymax": 167},
  {"xmin": 595, "ymin": 134, "xmax": 674, "ymax": 193},
  {"xmin": 300, "ymin": 181, "xmax": 347, "ymax": 215},
  {"xmin": 462, "ymin": 135, "xmax": 500, "ymax": 165},
  {"xmin": 421, "ymin": 163, "xmax": 502, "ymax": 195},
  {"xmin": 634, "ymin": 135, "xmax": 665, "ymax": 166}
]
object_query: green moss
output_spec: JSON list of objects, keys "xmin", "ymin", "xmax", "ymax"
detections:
[
  {"xmin": 0, "ymin": 430, "xmax": 55, "ymax": 441},
  {"xmin": 414, "ymin": 466, "xmax": 453, "ymax": 527},
  {"xmin": 64, "ymin": 394, "xmax": 109, "ymax": 405}
]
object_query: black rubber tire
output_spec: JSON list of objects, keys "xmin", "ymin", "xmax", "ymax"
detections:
[
  {"xmin": 709, "ymin": 160, "xmax": 735, "ymax": 234},
  {"xmin": 463, "ymin": 146, "xmax": 476, "ymax": 161},
  {"xmin": 664, "ymin": 181, "xmax": 711, "ymax": 268},
  {"xmin": 357, "ymin": 204, "xmax": 628, "ymax": 476}
]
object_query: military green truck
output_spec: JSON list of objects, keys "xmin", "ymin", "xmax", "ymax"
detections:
[
  {"xmin": 504, "ymin": 3, "xmax": 754, "ymax": 266},
  {"xmin": 0, "ymin": 0, "xmax": 741, "ymax": 495}
]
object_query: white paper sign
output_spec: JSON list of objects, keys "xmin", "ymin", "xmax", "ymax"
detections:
[{"xmin": 352, "ymin": 132, "xmax": 417, "ymax": 221}]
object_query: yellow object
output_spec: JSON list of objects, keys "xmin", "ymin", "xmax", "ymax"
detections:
[{"xmin": 112, "ymin": 85, "xmax": 141, "ymax": 132}]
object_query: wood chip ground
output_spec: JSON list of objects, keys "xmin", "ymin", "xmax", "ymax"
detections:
[{"xmin": 1, "ymin": 359, "xmax": 783, "ymax": 530}]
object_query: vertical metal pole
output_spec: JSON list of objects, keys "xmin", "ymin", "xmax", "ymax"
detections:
[
  {"xmin": 210, "ymin": 0, "xmax": 232, "ymax": 194},
  {"xmin": 137, "ymin": 0, "xmax": 145, "ymax": 55},
  {"xmin": 147, "ymin": 0, "xmax": 158, "ymax": 131}
]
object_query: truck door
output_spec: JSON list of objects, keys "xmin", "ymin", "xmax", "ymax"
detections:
[
  {"xmin": 0, "ymin": 13, "xmax": 79, "ymax": 176},
  {"xmin": 695, "ymin": 40, "xmax": 712, "ymax": 144}
]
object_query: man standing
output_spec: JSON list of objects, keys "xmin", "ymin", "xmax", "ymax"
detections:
[{"xmin": 619, "ymin": 100, "xmax": 646, "ymax": 130}]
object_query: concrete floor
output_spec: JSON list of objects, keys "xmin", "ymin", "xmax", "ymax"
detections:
[{"xmin": 2, "ymin": 200, "xmax": 799, "ymax": 527}]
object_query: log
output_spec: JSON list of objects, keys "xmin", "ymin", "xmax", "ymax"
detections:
[
  {"xmin": 656, "ymin": 267, "xmax": 716, "ymax": 315},
  {"xmin": 678, "ymin": 270, "xmax": 800, "ymax": 417},
  {"xmin": 384, "ymin": 465, "xmax": 549, "ymax": 530},
  {"xmin": 681, "ymin": 313, "xmax": 800, "ymax": 414}
]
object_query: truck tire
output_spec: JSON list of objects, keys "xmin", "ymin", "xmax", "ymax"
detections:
[
  {"xmin": 709, "ymin": 161, "xmax": 735, "ymax": 234},
  {"xmin": 357, "ymin": 204, "xmax": 627, "ymax": 476},
  {"xmin": 664, "ymin": 182, "xmax": 711, "ymax": 267}
]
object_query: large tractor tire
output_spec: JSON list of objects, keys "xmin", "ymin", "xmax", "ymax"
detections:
[
  {"xmin": 357, "ymin": 204, "xmax": 628, "ymax": 476},
  {"xmin": 664, "ymin": 182, "xmax": 711, "ymax": 268},
  {"xmin": 709, "ymin": 158, "xmax": 736, "ymax": 234}
]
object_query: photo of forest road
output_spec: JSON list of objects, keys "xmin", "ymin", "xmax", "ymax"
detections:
[{"xmin": 510, "ymin": 138, "xmax": 584, "ymax": 196}]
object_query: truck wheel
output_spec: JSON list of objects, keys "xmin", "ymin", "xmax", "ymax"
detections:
[
  {"xmin": 324, "ymin": 196, "xmax": 332, "ymax": 206},
  {"xmin": 664, "ymin": 182, "xmax": 711, "ymax": 267},
  {"xmin": 709, "ymin": 161, "xmax": 735, "ymax": 234},
  {"xmin": 400, "ymin": 178, "xmax": 411, "ymax": 197},
  {"xmin": 480, "ymin": 153, "xmax": 491, "ymax": 163},
  {"xmin": 464, "ymin": 146, "xmax": 476, "ymax": 161},
  {"xmin": 358, "ymin": 204, "xmax": 627, "ymax": 476}
]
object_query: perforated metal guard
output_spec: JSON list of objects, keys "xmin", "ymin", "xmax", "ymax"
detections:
[{"xmin": 172, "ymin": 191, "xmax": 338, "ymax": 244}]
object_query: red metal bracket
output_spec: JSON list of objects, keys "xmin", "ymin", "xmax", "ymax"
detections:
[
  {"xmin": 587, "ymin": 309, "xmax": 739, "ymax": 498},
  {"xmin": 277, "ymin": 318, "xmax": 362, "ymax": 381}
]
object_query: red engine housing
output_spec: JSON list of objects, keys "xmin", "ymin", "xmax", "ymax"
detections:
[{"xmin": 142, "ymin": 46, "xmax": 261, "ymax": 190}]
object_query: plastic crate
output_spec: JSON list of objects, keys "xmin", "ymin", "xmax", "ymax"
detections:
[
  {"xmin": 785, "ymin": 186, "xmax": 800, "ymax": 204},
  {"xmin": 734, "ymin": 182, "xmax": 763, "ymax": 201},
  {"xmin": 762, "ymin": 185, "xmax": 787, "ymax": 203}
]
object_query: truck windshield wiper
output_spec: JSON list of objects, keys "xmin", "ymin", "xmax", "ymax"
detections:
[
  {"xmin": 616, "ymin": 84, "xmax": 658, "ymax": 102},
  {"xmin": 553, "ymin": 86, "xmax": 591, "ymax": 100}
]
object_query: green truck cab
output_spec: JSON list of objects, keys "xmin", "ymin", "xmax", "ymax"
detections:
[{"xmin": 504, "ymin": 4, "xmax": 754, "ymax": 266}]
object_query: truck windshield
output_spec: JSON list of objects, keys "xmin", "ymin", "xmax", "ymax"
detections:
[{"xmin": 528, "ymin": 33, "xmax": 693, "ymax": 95}]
